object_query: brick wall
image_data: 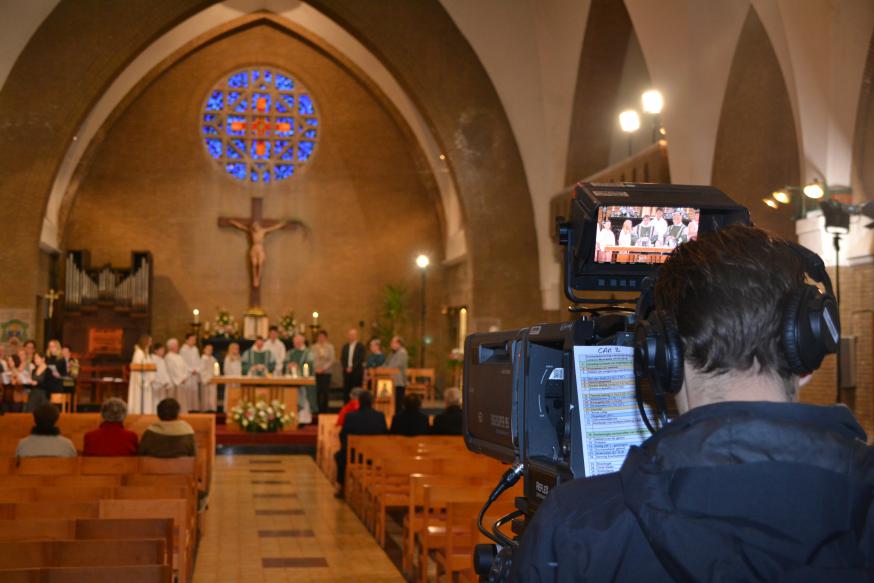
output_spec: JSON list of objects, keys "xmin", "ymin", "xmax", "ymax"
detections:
[{"xmin": 64, "ymin": 24, "xmax": 448, "ymax": 365}]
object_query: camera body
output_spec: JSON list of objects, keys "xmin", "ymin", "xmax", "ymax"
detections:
[{"xmin": 462, "ymin": 183, "xmax": 749, "ymax": 571}]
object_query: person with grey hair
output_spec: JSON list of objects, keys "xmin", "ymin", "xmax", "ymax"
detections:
[
  {"xmin": 384, "ymin": 336, "xmax": 408, "ymax": 414},
  {"xmin": 165, "ymin": 338, "xmax": 197, "ymax": 412},
  {"xmin": 83, "ymin": 397, "xmax": 139, "ymax": 456},
  {"xmin": 431, "ymin": 387, "xmax": 463, "ymax": 435}
]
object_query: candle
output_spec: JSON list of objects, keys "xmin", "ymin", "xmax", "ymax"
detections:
[
  {"xmin": 312, "ymin": 311, "xmax": 319, "ymax": 326},
  {"xmin": 193, "ymin": 308, "xmax": 200, "ymax": 324}
]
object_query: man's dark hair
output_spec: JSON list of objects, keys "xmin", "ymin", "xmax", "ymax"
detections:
[
  {"xmin": 358, "ymin": 390, "xmax": 373, "ymax": 409},
  {"xmin": 318, "ymin": 330, "xmax": 328, "ymax": 337},
  {"xmin": 157, "ymin": 398, "xmax": 181, "ymax": 421},
  {"xmin": 185, "ymin": 332, "xmax": 196, "ymax": 340},
  {"xmin": 403, "ymin": 393, "xmax": 422, "ymax": 411},
  {"xmin": 31, "ymin": 403, "xmax": 60, "ymax": 436},
  {"xmin": 255, "ymin": 335, "xmax": 264, "ymax": 341},
  {"xmin": 24, "ymin": 340, "xmax": 35, "ymax": 348},
  {"xmin": 268, "ymin": 325, "xmax": 278, "ymax": 332},
  {"xmin": 655, "ymin": 225, "xmax": 805, "ymax": 380}
]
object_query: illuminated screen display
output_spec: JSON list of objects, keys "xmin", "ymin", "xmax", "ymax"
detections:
[{"xmin": 594, "ymin": 206, "xmax": 700, "ymax": 264}]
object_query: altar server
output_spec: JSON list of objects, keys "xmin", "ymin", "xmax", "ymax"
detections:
[
  {"xmin": 180, "ymin": 333, "xmax": 201, "ymax": 381},
  {"xmin": 242, "ymin": 336, "xmax": 276, "ymax": 376},
  {"xmin": 151, "ymin": 344, "xmax": 172, "ymax": 406},
  {"xmin": 264, "ymin": 326, "xmax": 287, "ymax": 367},
  {"xmin": 165, "ymin": 338, "xmax": 198, "ymax": 413},
  {"xmin": 128, "ymin": 334, "xmax": 155, "ymax": 414},
  {"xmin": 199, "ymin": 344, "xmax": 218, "ymax": 411}
]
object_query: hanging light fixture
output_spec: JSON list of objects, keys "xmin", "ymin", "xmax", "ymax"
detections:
[
  {"xmin": 803, "ymin": 181, "xmax": 825, "ymax": 199},
  {"xmin": 772, "ymin": 190, "xmax": 790, "ymax": 204}
]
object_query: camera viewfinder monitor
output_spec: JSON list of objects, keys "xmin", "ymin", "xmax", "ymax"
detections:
[{"xmin": 564, "ymin": 183, "xmax": 750, "ymax": 300}]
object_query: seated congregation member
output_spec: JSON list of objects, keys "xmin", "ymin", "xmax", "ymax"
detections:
[
  {"xmin": 138, "ymin": 398, "xmax": 196, "ymax": 458},
  {"xmin": 335, "ymin": 390, "xmax": 387, "ymax": 497},
  {"xmin": 384, "ymin": 336, "xmax": 408, "ymax": 414},
  {"xmin": 431, "ymin": 388, "xmax": 463, "ymax": 435},
  {"xmin": 242, "ymin": 336, "xmax": 276, "ymax": 376},
  {"xmin": 199, "ymin": 344, "xmax": 218, "ymax": 411},
  {"xmin": 335, "ymin": 387, "xmax": 363, "ymax": 428},
  {"xmin": 16, "ymin": 403, "xmax": 77, "ymax": 458},
  {"xmin": 390, "ymin": 393, "xmax": 429, "ymax": 436},
  {"xmin": 26, "ymin": 352, "xmax": 53, "ymax": 412},
  {"xmin": 511, "ymin": 226, "xmax": 874, "ymax": 581},
  {"xmin": 83, "ymin": 397, "xmax": 138, "ymax": 456}
]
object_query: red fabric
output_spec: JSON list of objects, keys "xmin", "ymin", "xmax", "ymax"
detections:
[
  {"xmin": 336, "ymin": 399, "xmax": 360, "ymax": 427},
  {"xmin": 83, "ymin": 422, "xmax": 139, "ymax": 457}
]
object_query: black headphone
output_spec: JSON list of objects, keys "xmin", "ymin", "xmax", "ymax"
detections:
[{"xmin": 634, "ymin": 242, "xmax": 841, "ymax": 399}]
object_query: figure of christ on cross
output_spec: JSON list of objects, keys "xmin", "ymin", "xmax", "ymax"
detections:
[{"xmin": 218, "ymin": 198, "xmax": 308, "ymax": 307}]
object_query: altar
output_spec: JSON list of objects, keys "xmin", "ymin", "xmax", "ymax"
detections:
[{"xmin": 210, "ymin": 376, "xmax": 315, "ymax": 432}]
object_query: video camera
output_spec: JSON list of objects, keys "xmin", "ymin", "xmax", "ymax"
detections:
[{"xmin": 463, "ymin": 182, "xmax": 749, "ymax": 581}]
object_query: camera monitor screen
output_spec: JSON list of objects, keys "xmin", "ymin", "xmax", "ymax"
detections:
[{"xmin": 594, "ymin": 206, "xmax": 700, "ymax": 265}]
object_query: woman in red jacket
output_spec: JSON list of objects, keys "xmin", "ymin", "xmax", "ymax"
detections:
[{"xmin": 83, "ymin": 397, "xmax": 139, "ymax": 456}]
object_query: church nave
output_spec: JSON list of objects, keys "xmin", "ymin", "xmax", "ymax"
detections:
[{"xmin": 194, "ymin": 454, "xmax": 402, "ymax": 583}]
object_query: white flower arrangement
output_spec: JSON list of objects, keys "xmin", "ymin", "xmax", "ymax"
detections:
[{"xmin": 230, "ymin": 399, "xmax": 295, "ymax": 432}]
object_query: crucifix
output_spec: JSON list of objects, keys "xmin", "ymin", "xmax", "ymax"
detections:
[
  {"xmin": 218, "ymin": 197, "xmax": 308, "ymax": 308},
  {"xmin": 41, "ymin": 289, "xmax": 63, "ymax": 319}
]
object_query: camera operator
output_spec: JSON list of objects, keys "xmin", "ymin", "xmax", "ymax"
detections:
[{"xmin": 511, "ymin": 225, "xmax": 874, "ymax": 581}]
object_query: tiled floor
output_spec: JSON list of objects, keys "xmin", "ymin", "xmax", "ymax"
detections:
[{"xmin": 193, "ymin": 454, "xmax": 404, "ymax": 583}]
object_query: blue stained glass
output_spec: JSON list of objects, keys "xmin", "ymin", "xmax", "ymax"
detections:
[
  {"xmin": 204, "ymin": 68, "xmax": 318, "ymax": 183},
  {"xmin": 275, "ymin": 117, "xmax": 293, "ymax": 137},
  {"xmin": 228, "ymin": 73, "xmax": 248, "ymax": 88},
  {"xmin": 298, "ymin": 94, "xmax": 315, "ymax": 115},
  {"xmin": 226, "ymin": 163, "xmax": 247, "ymax": 180},
  {"xmin": 228, "ymin": 139, "xmax": 245, "ymax": 159},
  {"xmin": 298, "ymin": 140, "xmax": 315, "ymax": 161},
  {"xmin": 275, "ymin": 164, "xmax": 294, "ymax": 180},
  {"xmin": 206, "ymin": 91, "xmax": 223, "ymax": 111},
  {"xmin": 206, "ymin": 138, "xmax": 222, "ymax": 158},
  {"xmin": 275, "ymin": 74, "xmax": 294, "ymax": 91}
]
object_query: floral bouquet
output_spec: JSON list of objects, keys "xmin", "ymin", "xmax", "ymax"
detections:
[
  {"xmin": 447, "ymin": 347, "xmax": 464, "ymax": 369},
  {"xmin": 230, "ymin": 399, "xmax": 295, "ymax": 432},
  {"xmin": 207, "ymin": 308, "xmax": 239, "ymax": 339},
  {"xmin": 276, "ymin": 310, "xmax": 296, "ymax": 339}
]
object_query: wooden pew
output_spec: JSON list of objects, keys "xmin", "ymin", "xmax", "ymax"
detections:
[
  {"xmin": 0, "ymin": 539, "xmax": 166, "ymax": 568},
  {"xmin": 0, "ymin": 413, "xmax": 215, "ymax": 492},
  {"xmin": 0, "ymin": 565, "xmax": 172, "ymax": 583}
]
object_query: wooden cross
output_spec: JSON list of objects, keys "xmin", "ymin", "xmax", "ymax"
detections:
[
  {"xmin": 218, "ymin": 198, "xmax": 307, "ymax": 308},
  {"xmin": 42, "ymin": 288, "xmax": 63, "ymax": 319}
]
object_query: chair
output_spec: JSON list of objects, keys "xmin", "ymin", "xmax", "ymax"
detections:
[
  {"xmin": 406, "ymin": 369, "xmax": 436, "ymax": 402},
  {"xmin": 50, "ymin": 393, "xmax": 74, "ymax": 414}
]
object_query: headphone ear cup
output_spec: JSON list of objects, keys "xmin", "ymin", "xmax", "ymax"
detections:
[
  {"xmin": 660, "ymin": 314, "xmax": 685, "ymax": 394},
  {"xmin": 781, "ymin": 287, "xmax": 807, "ymax": 374}
]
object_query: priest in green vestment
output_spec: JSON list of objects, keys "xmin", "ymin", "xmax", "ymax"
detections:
[
  {"xmin": 241, "ymin": 336, "xmax": 276, "ymax": 376},
  {"xmin": 284, "ymin": 334, "xmax": 317, "ymax": 418}
]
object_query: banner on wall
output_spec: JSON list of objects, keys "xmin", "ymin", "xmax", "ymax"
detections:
[{"xmin": 0, "ymin": 309, "xmax": 35, "ymax": 349}]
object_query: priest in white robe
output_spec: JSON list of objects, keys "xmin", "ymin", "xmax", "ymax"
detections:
[
  {"xmin": 180, "ymin": 334, "xmax": 201, "ymax": 407},
  {"xmin": 150, "ymin": 344, "xmax": 173, "ymax": 408},
  {"xmin": 165, "ymin": 338, "xmax": 198, "ymax": 412},
  {"xmin": 128, "ymin": 335, "xmax": 155, "ymax": 414}
]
